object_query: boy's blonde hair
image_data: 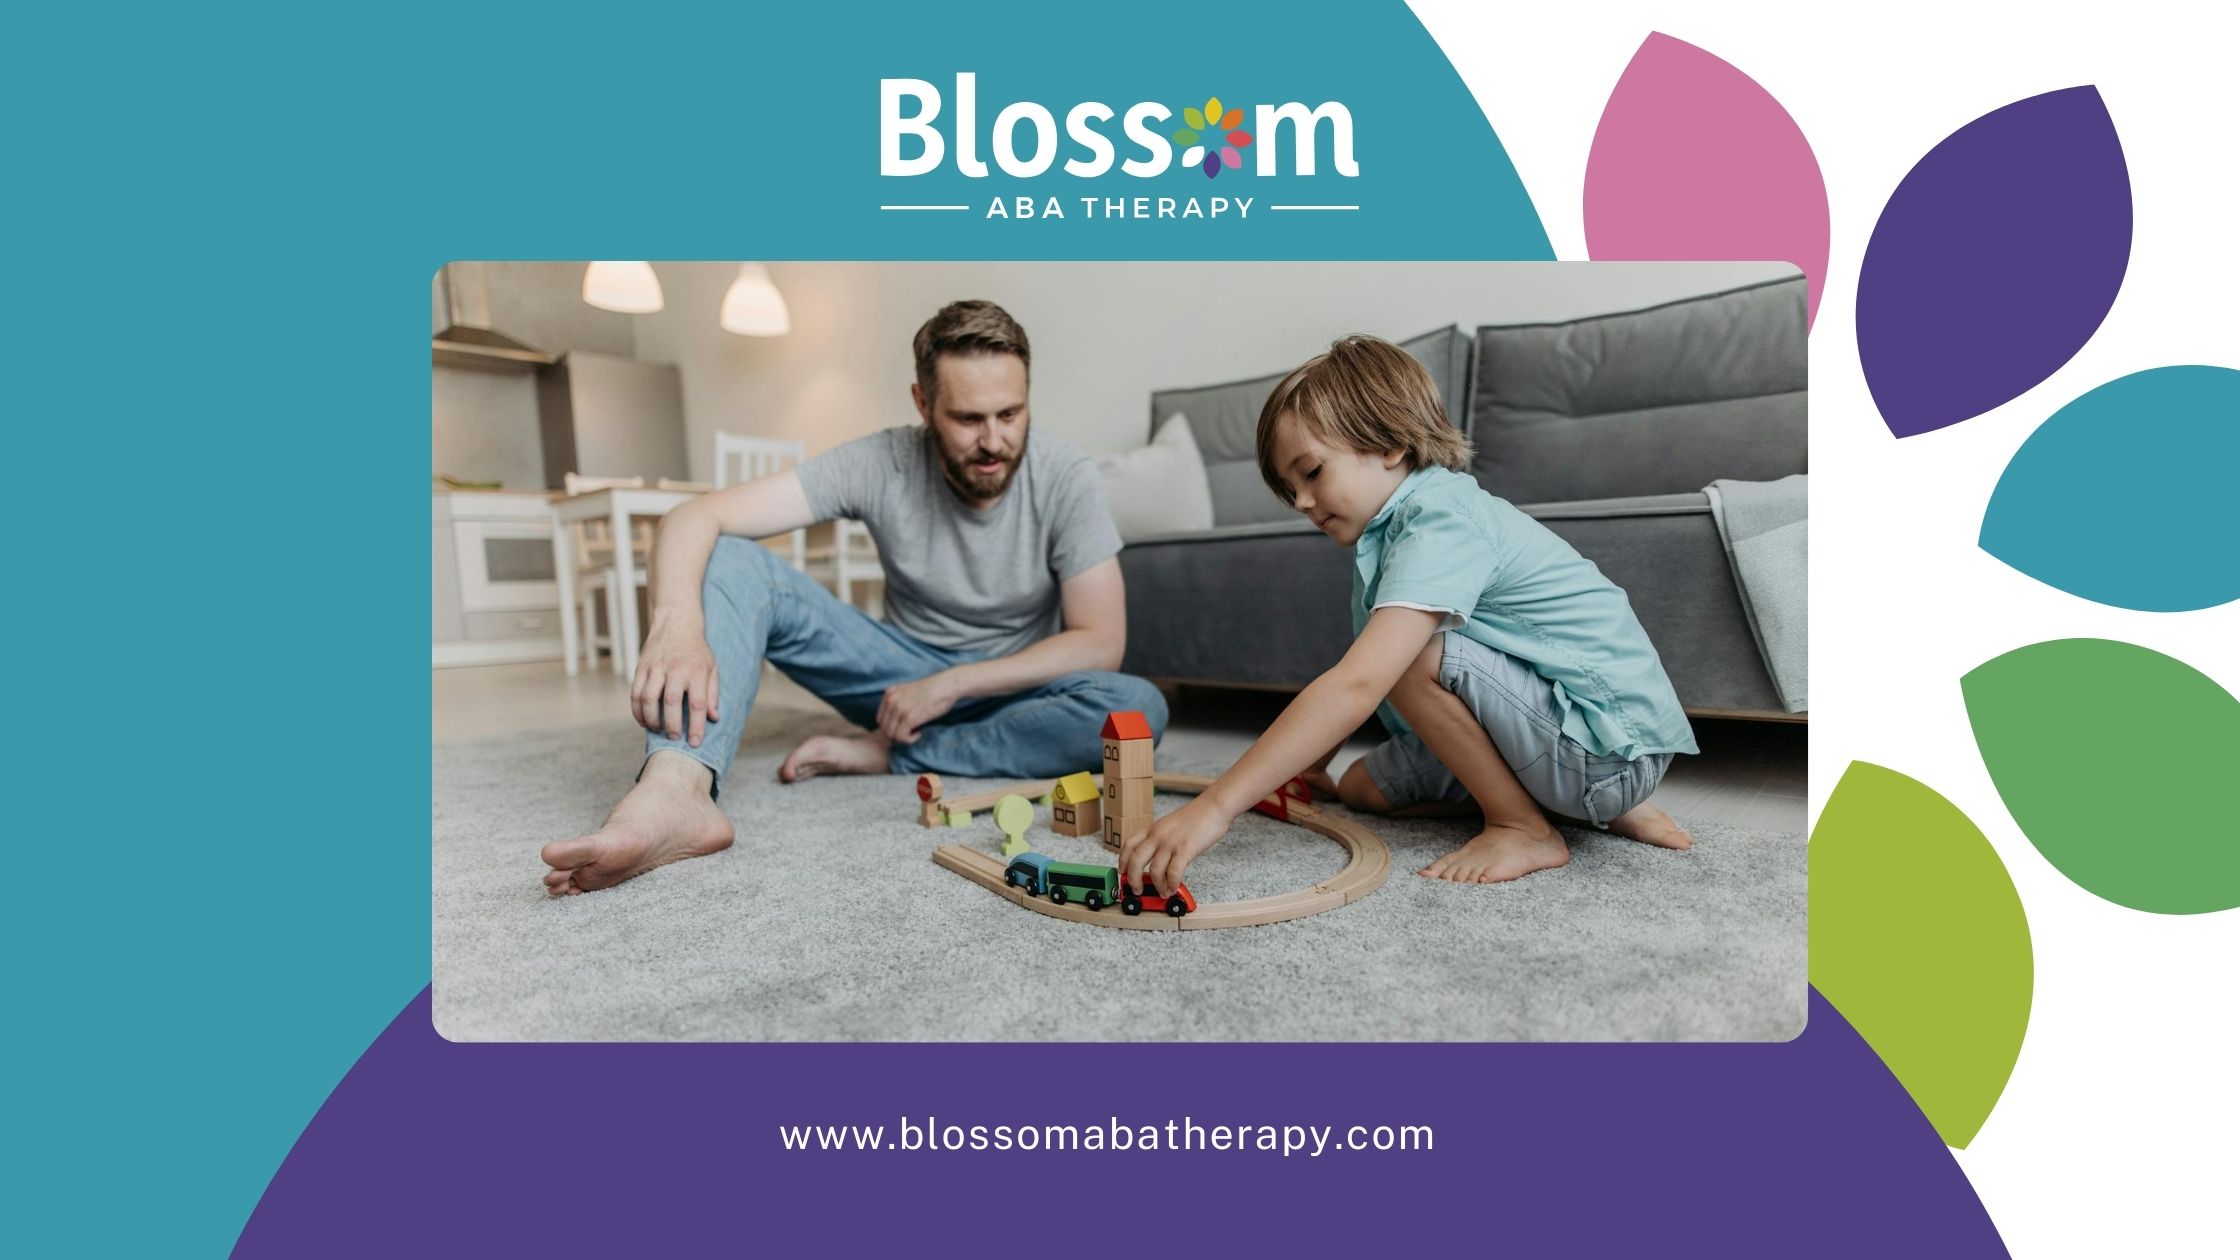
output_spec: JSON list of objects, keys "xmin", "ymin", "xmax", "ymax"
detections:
[{"xmin": 1255, "ymin": 334, "xmax": 1473, "ymax": 503}]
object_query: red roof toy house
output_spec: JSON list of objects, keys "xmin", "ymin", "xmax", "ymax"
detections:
[
  {"xmin": 1101, "ymin": 711, "xmax": 1154, "ymax": 742},
  {"xmin": 1099, "ymin": 710, "xmax": 1155, "ymax": 851}
]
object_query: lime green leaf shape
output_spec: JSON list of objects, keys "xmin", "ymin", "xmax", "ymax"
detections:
[
  {"xmin": 1810, "ymin": 761, "xmax": 2032, "ymax": 1148},
  {"xmin": 1964, "ymin": 637, "xmax": 2240, "ymax": 913}
]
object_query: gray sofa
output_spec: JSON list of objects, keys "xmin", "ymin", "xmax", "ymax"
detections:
[{"xmin": 1117, "ymin": 274, "xmax": 1807, "ymax": 718}]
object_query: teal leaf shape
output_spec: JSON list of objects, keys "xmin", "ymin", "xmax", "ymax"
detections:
[
  {"xmin": 1809, "ymin": 762, "xmax": 2032, "ymax": 1148},
  {"xmin": 1965, "ymin": 638, "xmax": 2240, "ymax": 913},
  {"xmin": 1980, "ymin": 365, "xmax": 2240, "ymax": 611}
]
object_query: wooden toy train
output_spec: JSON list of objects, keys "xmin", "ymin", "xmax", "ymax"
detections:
[{"xmin": 1001, "ymin": 851, "xmax": 1197, "ymax": 918}]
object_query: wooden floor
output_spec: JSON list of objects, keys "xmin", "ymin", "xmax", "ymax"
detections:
[{"xmin": 433, "ymin": 664, "xmax": 1807, "ymax": 834}]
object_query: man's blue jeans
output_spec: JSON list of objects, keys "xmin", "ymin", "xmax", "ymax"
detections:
[{"xmin": 645, "ymin": 536, "xmax": 1169, "ymax": 795}]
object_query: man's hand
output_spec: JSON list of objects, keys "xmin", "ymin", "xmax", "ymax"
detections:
[
  {"xmin": 1120, "ymin": 796, "xmax": 1230, "ymax": 896},
  {"xmin": 632, "ymin": 616, "xmax": 720, "ymax": 746},
  {"xmin": 878, "ymin": 670, "xmax": 963, "ymax": 744}
]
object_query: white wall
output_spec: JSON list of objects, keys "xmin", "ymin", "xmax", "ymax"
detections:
[{"xmin": 629, "ymin": 261, "xmax": 1800, "ymax": 480}]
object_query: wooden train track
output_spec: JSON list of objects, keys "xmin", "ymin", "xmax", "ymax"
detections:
[{"xmin": 930, "ymin": 771, "xmax": 1390, "ymax": 931}]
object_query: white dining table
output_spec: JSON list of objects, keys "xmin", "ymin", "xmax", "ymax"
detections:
[{"xmin": 549, "ymin": 486, "xmax": 697, "ymax": 679}]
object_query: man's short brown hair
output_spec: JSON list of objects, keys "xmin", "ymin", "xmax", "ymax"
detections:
[
  {"xmin": 1255, "ymin": 334, "xmax": 1473, "ymax": 503},
  {"xmin": 913, "ymin": 300, "xmax": 1031, "ymax": 404}
]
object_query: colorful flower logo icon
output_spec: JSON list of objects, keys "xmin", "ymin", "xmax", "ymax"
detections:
[{"xmin": 1172, "ymin": 95, "xmax": 1253, "ymax": 178}]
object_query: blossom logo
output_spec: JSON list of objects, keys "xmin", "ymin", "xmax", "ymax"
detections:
[
  {"xmin": 1173, "ymin": 95, "xmax": 1253, "ymax": 178},
  {"xmin": 878, "ymin": 73, "xmax": 1357, "ymax": 222},
  {"xmin": 878, "ymin": 74, "xmax": 1354, "ymax": 180}
]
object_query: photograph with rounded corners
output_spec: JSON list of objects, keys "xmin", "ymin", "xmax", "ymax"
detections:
[{"xmin": 431, "ymin": 260, "xmax": 1809, "ymax": 1041}]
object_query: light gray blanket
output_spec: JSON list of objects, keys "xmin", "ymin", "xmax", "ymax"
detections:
[{"xmin": 1705, "ymin": 475, "xmax": 1808, "ymax": 713}]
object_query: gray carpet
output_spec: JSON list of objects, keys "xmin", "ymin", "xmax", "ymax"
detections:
[{"xmin": 434, "ymin": 713, "xmax": 1806, "ymax": 1041}]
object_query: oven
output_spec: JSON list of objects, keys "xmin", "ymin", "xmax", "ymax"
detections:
[
  {"xmin": 453, "ymin": 517, "xmax": 558, "ymax": 611},
  {"xmin": 434, "ymin": 491, "xmax": 564, "ymax": 666}
]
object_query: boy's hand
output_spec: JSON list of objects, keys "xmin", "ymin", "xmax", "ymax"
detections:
[
  {"xmin": 1122, "ymin": 797, "xmax": 1229, "ymax": 896},
  {"xmin": 1299, "ymin": 767, "xmax": 1340, "ymax": 801}
]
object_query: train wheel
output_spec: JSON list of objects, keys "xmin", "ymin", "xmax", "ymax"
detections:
[
  {"xmin": 1122, "ymin": 897, "xmax": 1141, "ymax": 916},
  {"xmin": 1086, "ymin": 891, "xmax": 1104, "ymax": 911},
  {"xmin": 1166, "ymin": 900, "xmax": 1188, "ymax": 918},
  {"xmin": 1049, "ymin": 887, "xmax": 1066, "ymax": 906}
]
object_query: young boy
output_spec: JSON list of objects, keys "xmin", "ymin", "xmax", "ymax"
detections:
[{"xmin": 1119, "ymin": 335, "xmax": 1696, "ymax": 893}]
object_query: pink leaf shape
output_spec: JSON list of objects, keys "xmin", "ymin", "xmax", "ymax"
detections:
[{"xmin": 1585, "ymin": 32, "xmax": 1830, "ymax": 329}]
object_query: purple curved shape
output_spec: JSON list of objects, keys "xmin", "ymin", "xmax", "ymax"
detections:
[
  {"xmin": 235, "ymin": 989, "xmax": 2007, "ymax": 1257},
  {"xmin": 1857, "ymin": 86, "xmax": 2131, "ymax": 438}
]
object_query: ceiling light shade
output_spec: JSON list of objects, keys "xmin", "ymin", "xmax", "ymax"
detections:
[
  {"xmin": 581, "ymin": 261, "xmax": 664, "ymax": 313},
  {"xmin": 720, "ymin": 263, "xmax": 791, "ymax": 336}
]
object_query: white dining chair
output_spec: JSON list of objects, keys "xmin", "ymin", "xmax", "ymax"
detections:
[
  {"xmin": 711, "ymin": 432, "xmax": 882, "ymax": 608},
  {"xmin": 822, "ymin": 518, "xmax": 881, "ymax": 607},
  {"xmin": 562, "ymin": 473, "xmax": 651, "ymax": 673},
  {"xmin": 712, "ymin": 433, "xmax": 808, "ymax": 572}
]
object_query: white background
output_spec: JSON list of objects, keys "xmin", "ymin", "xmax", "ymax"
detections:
[{"xmin": 1409, "ymin": 1, "xmax": 2238, "ymax": 1252}]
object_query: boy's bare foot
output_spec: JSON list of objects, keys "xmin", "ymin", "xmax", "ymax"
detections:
[
  {"xmin": 1608, "ymin": 803, "xmax": 1693, "ymax": 850},
  {"xmin": 540, "ymin": 751, "xmax": 734, "ymax": 896},
  {"xmin": 1419, "ymin": 818, "xmax": 1569, "ymax": 884},
  {"xmin": 778, "ymin": 732, "xmax": 892, "ymax": 783}
]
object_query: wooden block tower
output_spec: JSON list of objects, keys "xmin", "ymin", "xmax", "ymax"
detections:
[
  {"xmin": 1050, "ymin": 771, "xmax": 1102, "ymax": 837},
  {"xmin": 1099, "ymin": 710, "xmax": 1155, "ymax": 852}
]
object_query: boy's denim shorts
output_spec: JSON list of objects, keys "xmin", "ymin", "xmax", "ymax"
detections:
[{"xmin": 1361, "ymin": 631, "xmax": 1673, "ymax": 829}]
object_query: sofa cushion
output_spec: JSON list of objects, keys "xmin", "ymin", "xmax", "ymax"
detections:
[
  {"xmin": 1117, "ymin": 493, "xmax": 1784, "ymax": 714},
  {"xmin": 1150, "ymin": 324, "xmax": 1472, "ymax": 527},
  {"xmin": 1468, "ymin": 274, "xmax": 1807, "ymax": 504},
  {"xmin": 1096, "ymin": 413, "xmax": 1215, "ymax": 542},
  {"xmin": 1118, "ymin": 521, "xmax": 1355, "ymax": 687},
  {"xmin": 1529, "ymin": 493, "xmax": 1783, "ymax": 714}
]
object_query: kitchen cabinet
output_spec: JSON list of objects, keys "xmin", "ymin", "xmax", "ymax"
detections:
[
  {"xmin": 536, "ymin": 352, "xmax": 687, "ymax": 488},
  {"xmin": 432, "ymin": 491, "xmax": 564, "ymax": 667}
]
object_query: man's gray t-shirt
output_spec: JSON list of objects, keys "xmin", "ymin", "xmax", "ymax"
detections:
[{"xmin": 795, "ymin": 426, "xmax": 1122, "ymax": 660}]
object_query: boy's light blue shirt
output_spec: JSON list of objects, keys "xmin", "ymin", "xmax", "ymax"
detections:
[{"xmin": 1354, "ymin": 465, "xmax": 1699, "ymax": 760}]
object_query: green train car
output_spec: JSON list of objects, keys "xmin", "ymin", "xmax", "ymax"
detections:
[
  {"xmin": 1005, "ymin": 851, "xmax": 1194, "ymax": 918},
  {"xmin": 1042, "ymin": 861, "xmax": 1119, "ymax": 910}
]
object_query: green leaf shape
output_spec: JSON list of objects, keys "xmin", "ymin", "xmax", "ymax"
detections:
[
  {"xmin": 1184, "ymin": 107, "xmax": 1206, "ymax": 130},
  {"xmin": 1964, "ymin": 637, "xmax": 2240, "ymax": 913},
  {"xmin": 1809, "ymin": 761, "xmax": 2032, "ymax": 1148},
  {"xmin": 1171, "ymin": 126, "xmax": 1199, "ymax": 146}
]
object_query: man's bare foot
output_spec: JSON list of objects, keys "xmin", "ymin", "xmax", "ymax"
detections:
[
  {"xmin": 1608, "ymin": 803, "xmax": 1693, "ymax": 850},
  {"xmin": 540, "ymin": 751, "xmax": 734, "ymax": 896},
  {"xmin": 778, "ymin": 732, "xmax": 891, "ymax": 783},
  {"xmin": 1419, "ymin": 818, "xmax": 1570, "ymax": 884}
]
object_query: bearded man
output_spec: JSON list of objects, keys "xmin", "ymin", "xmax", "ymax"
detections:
[{"xmin": 542, "ymin": 300, "xmax": 1165, "ymax": 895}]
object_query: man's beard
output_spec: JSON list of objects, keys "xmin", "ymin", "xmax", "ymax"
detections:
[{"xmin": 938, "ymin": 430, "xmax": 1028, "ymax": 502}]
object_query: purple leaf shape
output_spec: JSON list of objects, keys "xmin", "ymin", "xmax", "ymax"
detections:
[
  {"xmin": 1203, "ymin": 151, "xmax": 1220, "ymax": 177},
  {"xmin": 1857, "ymin": 86, "xmax": 2131, "ymax": 438},
  {"xmin": 1585, "ymin": 32, "xmax": 1829, "ymax": 328}
]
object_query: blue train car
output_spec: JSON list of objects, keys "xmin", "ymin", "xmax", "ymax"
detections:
[{"xmin": 1003, "ymin": 851, "xmax": 1054, "ymax": 895}]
